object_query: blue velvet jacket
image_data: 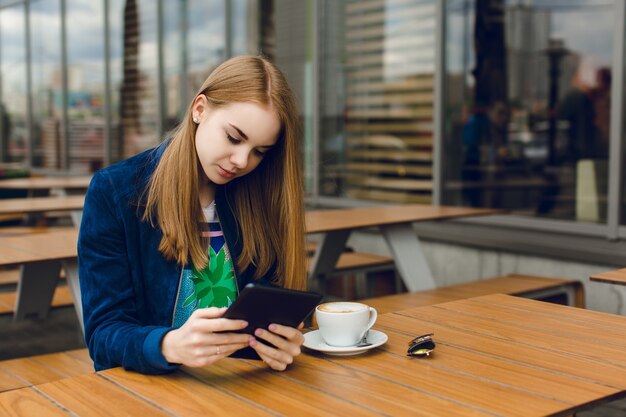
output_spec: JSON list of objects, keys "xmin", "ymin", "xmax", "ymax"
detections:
[{"xmin": 77, "ymin": 141, "xmax": 275, "ymax": 374}]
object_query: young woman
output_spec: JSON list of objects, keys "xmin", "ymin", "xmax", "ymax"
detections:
[{"xmin": 78, "ymin": 55, "xmax": 307, "ymax": 374}]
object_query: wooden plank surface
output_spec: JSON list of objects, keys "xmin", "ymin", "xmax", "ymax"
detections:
[
  {"xmin": 590, "ymin": 268, "xmax": 626, "ymax": 285},
  {"xmin": 0, "ymin": 229, "xmax": 78, "ymax": 267},
  {"xmin": 0, "ymin": 295, "xmax": 623, "ymax": 416},
  {"xmin": 0, "ymin": 176, "xmax": 91, "ymax": 190},
  {"xmin": 0, "ymin": 226, "xmax": 70, "ymax": 238},
  {"xmin": 397, "ymin": 301, "xmax": 626, "ymax": 368},
  {"xmin": 0, "ymin": 286, "xmax": 73, "ymax": 315},
  {"xmin": 383, "ymin": 295, "xmax": 626, "ymax": 388},
  {"xmin": 0, "ymin": 196, "xmax": 84, "ymax": 216},
  {"xmin": 190, "ymin": 355, "xmax": 493, "ymax": 417},
  {"xmin": 0, "ymin": 349, "xmax": 92, "ymax": 402},
  {"xmin": 0, "ymin": 388, "xmax": 69, "ymax": 416},
  {"xmin": 361, "ymin": 275, "xmax": 580, "ymax": 314},
  {"xmin": 0, "ymin": 269, "xmax": 19, "ymax": 285},
  {"xmin": 0, "ymin": 349, "xmax": 92, "ymax": 393},
  {"xmin": 0, "ymin": 369, "xmax": 28, "ymax": 395},
  {"xmin": 35, "ymin": 374, "xmax": 171, "ymax": 416},
  {"xmin": 101, "ymin": 367, "xmax": 276, "ymax": 416},
  {"xmin": 0, "ymin": 205, "xmax": 498, "ymax": 267},
  {"xmin": 103, "ymin": 295, "xmax": 626, "ymax": 416},
  {"xmin": 306, "ymin": 204, "xmax": 499, "ymax": 234},
  {"xmin": 185, "ymin": 361, "xmax": 385, "ymax": 417},
  {"xmin": 0, "ymin": 358, "xmax": 66, "ymax": 389}
]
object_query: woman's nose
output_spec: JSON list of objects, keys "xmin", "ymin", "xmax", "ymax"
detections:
[{"xmin": 230, "ymin": 149, "xmax": 249, "ymax": 170}]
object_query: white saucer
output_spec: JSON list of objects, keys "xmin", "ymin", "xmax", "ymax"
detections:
[{"xmin": 303, "ymin": 330, "xmax": 388, "ymax": 356}]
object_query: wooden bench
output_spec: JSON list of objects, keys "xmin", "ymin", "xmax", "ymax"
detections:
[
  {"xmin": 361, "ymin": 274, "xmax": 585, "ymax": 314},
  {"xmin": 0, "ymin": 227, "xmax": 80, "ymax": 322},
  {"xmin": 0, "ymin": 195, "xmax": 85, "ymax": 227},
  {"xmin": 0, "ymin": 260, "xmax": 71, "ymax": 316},
  {"xmin": 0, "ymin": 267, "xmax": 67, "ymax": 287},
  {"xmin": 0, "ymin": 348, "xmax": 92, "ymax": 393},
  {"xmin": 590, "ymin": 268, "xmax": 626, "ymax": 286},
  {"xmin": 307, "ymin": 248, "xmax": 396, "ymax": 299},
  {"xmin": 0, "ymin": 285, "xmax": 74, "ymax": 315},
  {"xmin": 0, "ymin": 269, "xmax": 20, "ymax": 286}
]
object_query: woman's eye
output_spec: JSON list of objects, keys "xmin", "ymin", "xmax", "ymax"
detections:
[
  {"xmin": 253, "ymin": 149, "xmax": 267, "ymax": 157},
  {"xmin": 226, "ymin": 133, "xmax": 240, "ymax": 144}
]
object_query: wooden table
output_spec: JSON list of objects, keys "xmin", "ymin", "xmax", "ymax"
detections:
[
  {"xmin": 0, "ymin": 205, "xmax": 498, "ymax": 323},
  {"xmin": 0, "ymin": 228, "xmax": 81, "ymax": 324},
  {"xmin": 0, "ymin": 176, "xmax": 92, "ymax": 192},
  {"xmin": 1, "ymin": 294, "xmax": 624, "ymax": 416},
  {"xmin": 0, "ymin": 195, "xmax": 85, "ymax": 215},
  {"xmin": 590, "ymin": 268, "xmax": 626, "ymax": 286},
  {"xmin": 0, "ymin": 195, "xmax": 85, "ymax": 226},
  {"xmin": 0, "ymin": 176, "xmax": 90, "ymax": 225},
  {"xmin": 306, "ymin": 204, "xmax": 498, "ymax": 292}
]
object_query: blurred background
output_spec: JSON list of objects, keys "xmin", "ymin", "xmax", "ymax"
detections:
[{"xmin": 1, "ymin": 0, "xmax": 625, "ymax": 314}]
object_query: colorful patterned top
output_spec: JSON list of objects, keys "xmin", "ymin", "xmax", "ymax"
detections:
[{"xmin": 172, "ymin": 202, "xmax": 238, "ymax": 327}]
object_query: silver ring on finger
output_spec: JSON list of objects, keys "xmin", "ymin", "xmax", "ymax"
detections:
[{"xmin": 216, "ymin": 346, "xmax": 221, "ymax": 355}]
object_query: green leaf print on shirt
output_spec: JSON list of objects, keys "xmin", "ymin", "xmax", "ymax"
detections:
[{"xmin": 182, "ymin": 246, "xmax": 237, "ymax": 309}]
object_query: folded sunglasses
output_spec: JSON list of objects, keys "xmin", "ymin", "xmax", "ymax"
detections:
[{"xmin": 407, "ymin": 333, "xmax": 436, "ymax": 357}]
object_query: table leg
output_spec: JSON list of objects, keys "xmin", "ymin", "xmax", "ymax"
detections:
[
  {"xmin": 308, "ymin": 230, "xmax": 351, "ymax": 292},
  {"xmin": 25, "ymin": 188, "xmax": 50, "ymax": 225},
  {"xmin": 14, "ymin": 261, "xmax": 61, "ymax": 320},
  {"xmin": 55, "ymin": 187, "xmax": 83, "ymax": 226},
  {"xmin": 70, "ymin": 211, "xmax": 83, "ymax": 227},
  {"xmin": 380, "ymin": 223, "xmax": 436, "ymax": 292},
  {"xmin": 63, "ymin": 260, "xmax": 84, "ymax": 336}
]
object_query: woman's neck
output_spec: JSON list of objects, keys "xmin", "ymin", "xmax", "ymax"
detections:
[{"xmin": 198, "ymin": 179, "xmax": 216, "ymax": 208}]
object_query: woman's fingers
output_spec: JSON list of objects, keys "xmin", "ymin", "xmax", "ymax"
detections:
[
  {"xmin": 249, "ymin": 323, "xmax": 305, "ymax": 371},
  {"xmin": 162, "ymin": 307, "xmax": 252, "ymax": 367},
  {"xmin": 249, "ymin": 339, "xmax": 290, "ymax": 371},
  {"xmin": 268, "ymin": 324, "xmax": 305, "ymax": 345},
  {"xmin": 215, "ymin": 342, "xmax": 250, "ymax": 358},
  {"xmin": 187, "ymin": 308, "xmax": 248, "ymax": 333},
  {"xmin": 191, "ymin": 306, "xmax": 227, "ymax": 319},
  {"xmin": 187, "ymin": 341, "xmax": 249, "ymax": 367},
  {"xmin": 253, "ymin": 328, "xmax": 300, "ymax": 357}
]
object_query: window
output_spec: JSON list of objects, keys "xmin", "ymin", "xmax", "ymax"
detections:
[
  {"xmin": 186, "ymin": 0, "xmax": 225, "ymax": 98},
  {"xmin": 270, "ymin": 0, "xmax": 315, "ymax": 193},
  {"xmin": 67, "ymin": 0, "xmax": 105, "ymax": 172},
  {"xmin": 442, "ymin": 0, "xmax": 615, "ymax": 225},
  {"xmin": 109, "ymin": 0, "xmax": 160, "ymax": 161},
  {"xmin": 31, "ymin": 0, "xmax": 61, "ymax": 170},
  {"xmin": 0, "ymin": 4, "xmax": 26, "ymax": 164},
  {"xmin": 318, "ymin": 0, "xmax": 437, "ymax": 203}
]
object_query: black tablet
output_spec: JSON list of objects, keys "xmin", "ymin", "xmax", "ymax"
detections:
[{"xmin": 223, "ymin": 283, "xmax": 322, "ymax": 360}]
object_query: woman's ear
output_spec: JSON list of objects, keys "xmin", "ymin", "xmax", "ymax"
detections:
[{"xmin": 191, "ymin": 94, "xmax": 210, "ymax": 123}]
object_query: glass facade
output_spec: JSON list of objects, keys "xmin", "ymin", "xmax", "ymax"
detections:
[
  {"xmin": 109, "ymin": 0, "xmax": 160, "ymax": 161},
  {"xmin": 1, "ymin": 0, "xmax": 625, "ymax": 241},
  {"xmin": 443, "ymin": 0, "xmax": 615, "ymax": 225},
  {"xmin": 0, "ymin": 4, "xmax": 26, "ymax": 164},
  {"xmin": 31, "ymin": 0, "xmax": 61, "ymax": 169},
  {"xmin": 319, "ymin": 0, "xmax": 436, "ymax": 203},
  {"xmin": 67, "ymin": 0, "xmax": 105, "ymax": 172}
]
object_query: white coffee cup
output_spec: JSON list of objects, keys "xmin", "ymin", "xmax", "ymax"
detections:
[{"xmin": 315, "ymin": 302, "xmax": 377, "ymax": 347}]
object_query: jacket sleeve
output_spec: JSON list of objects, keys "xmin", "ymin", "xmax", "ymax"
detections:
[{"xmin": 78, "ymin": 170, "xmax": 179, "ymax": 374}]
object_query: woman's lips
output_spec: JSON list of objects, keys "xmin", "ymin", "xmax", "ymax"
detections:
[{"xmin": 218, "ymin": 166, "xmax": 235, "ymax": 178}]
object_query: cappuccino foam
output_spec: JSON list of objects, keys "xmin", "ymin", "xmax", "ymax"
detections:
[{"xmin": 317, "ymin": 302, "xmax": 368, "ymax": 314}]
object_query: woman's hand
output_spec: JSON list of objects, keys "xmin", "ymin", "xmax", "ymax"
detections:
[
  {"xmin": 249, "ymin": 322, "xmax": 305, "ymax": 371},
  {"xmin": 161, "ymin": 307, "xmax": 251, "ymax": 367}
]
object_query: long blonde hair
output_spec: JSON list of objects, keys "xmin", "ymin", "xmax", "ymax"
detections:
[{"xmin": 143, "ymin": 55, "xmax": 306, "ymax": 290}]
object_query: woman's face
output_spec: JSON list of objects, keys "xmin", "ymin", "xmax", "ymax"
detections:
[{"xmin": 192, "ymin": 98, "xmax": 281, "ymax": 185}]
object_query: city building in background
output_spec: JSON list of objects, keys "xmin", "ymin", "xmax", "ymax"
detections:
[{"xmin": 1, "ymin": 0, "xmax": 626, "ymax": 252}]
